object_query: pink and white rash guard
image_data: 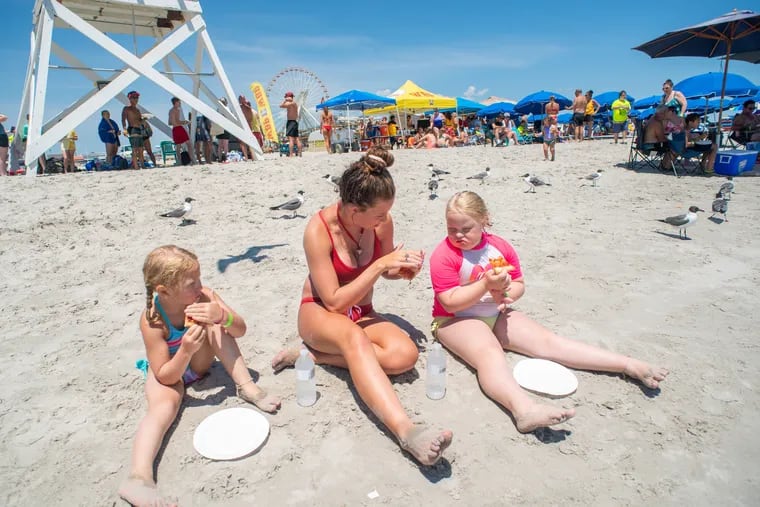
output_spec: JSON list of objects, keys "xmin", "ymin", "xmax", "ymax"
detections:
[{"xmin": 429, "ymin": 232, "xmax": 522, "ymax": 318}]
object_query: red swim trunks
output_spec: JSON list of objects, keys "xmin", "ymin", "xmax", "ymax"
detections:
[
  {"xmin": 172, "ymin": 125, "xmax": 189, "ymax": 144},
  {"xmin": 253, "ymin": 131, "xmax": 263, "ymax": 147}
]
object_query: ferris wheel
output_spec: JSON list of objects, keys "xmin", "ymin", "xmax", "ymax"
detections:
[{"xmin": 266, "ymin": 67, "xmax": 329, "ymax": 137}]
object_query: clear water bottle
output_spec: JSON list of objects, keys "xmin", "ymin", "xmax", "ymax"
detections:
[
  {"xmin": 426, "ymin": 342, "xmax": 446, "ymax": 400},
  {"xmin": 295, "ymin": 348, "xmax": 317, "ymax": 407}
]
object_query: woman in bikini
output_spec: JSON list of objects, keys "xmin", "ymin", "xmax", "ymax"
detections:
[
  {"xmin": 271, "ymin": 145, "xmax": 453, "ymax": 466},
  {"xmin": 320, "ymin": 106, "xmax": 335, "ymax": 154}
]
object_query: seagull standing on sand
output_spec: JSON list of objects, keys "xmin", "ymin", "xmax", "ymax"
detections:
[
  {"xmin": 428, "ymin": 163, "xmax": 450, "ymax": 178},
  {"xmin": 159, "ymin": 197, "xmax": 195, "ymax": 224},
  {"xmin": 466, "ymin": 167, "xmax": 490, "ymax": 184},
  {"xmin": 579, "ymin": 169, "xmax": 603, "ymax": 187},
  {"xmin": 323, "ymin": 174, "xmax": 341, "ymax": 192},
  {"xmin": 711, "ymin": 192, "xmax": 729, "ymax": 221},
  {"xmin": 657, "ymin": 206, "xmax": 704, "ymax": 239},
  {"xmin": 428, "ymin": 174, "xmax": 439, "ymax": 199},
  {"xmin": 522, "ymin": 173, "xmax": 551, "ymax": 193},
  {"xmin": 270, "ymin": 190, "xmax": 305, "ymax": 217},
  {"xmin": 719, "ymin": 177, "xmax": 734, "ymax": 200}
]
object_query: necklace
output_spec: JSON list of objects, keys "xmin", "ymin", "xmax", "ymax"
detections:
[{"xmin": 336, "ymin": 204, "xmax": 364, "ymax": 257}]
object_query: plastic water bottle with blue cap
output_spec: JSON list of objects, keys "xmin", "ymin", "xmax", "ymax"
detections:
[{"xmin": 295, "ymin": 348, "xmax": 317, "ymax": 407}]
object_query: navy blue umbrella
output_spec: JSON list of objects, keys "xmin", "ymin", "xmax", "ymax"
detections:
[
  {"xmin": 633, "ymin": 9, "xmax": 760, "ymax": 133},
  {"xmin": 514, "ymin": 91, "xmax": 571, "ymax": 115},
  {"xmin": 674, "ymin": 72, "xmax": 758, "ymax": 99},
  {"xmin": 478, "ymin": 102, "xmax": 515, "ymax": 118}
]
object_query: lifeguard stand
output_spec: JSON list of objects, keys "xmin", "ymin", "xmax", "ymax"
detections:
[{"xmin": 17, "ymin": 0, "xmax": 262, "ymax": 175}]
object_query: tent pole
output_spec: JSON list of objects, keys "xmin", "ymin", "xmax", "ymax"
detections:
[{"xmin": 716, "ymin": 40, "xmax": 732, "ymax": 147}]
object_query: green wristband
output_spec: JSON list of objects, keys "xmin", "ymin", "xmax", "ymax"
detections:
[{"xmin": 223, "ymin": 310, "xmax": 234, "ymax": 328}]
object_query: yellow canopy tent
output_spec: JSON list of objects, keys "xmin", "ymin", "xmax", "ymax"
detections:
[{"xmin": 364, "ymin": 80, "xmax": 456, "ymax": 115}]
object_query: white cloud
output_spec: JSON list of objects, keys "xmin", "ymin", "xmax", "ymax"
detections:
[
  {"xmin": 375, "ymin": 88, "xmax": 392, "ymax": 97},
  {"xmin": 463, "ymin": 85, "xmax": 488, "ymax": 98}
]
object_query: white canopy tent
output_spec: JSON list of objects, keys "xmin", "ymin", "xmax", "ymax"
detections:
[{"xmin": 16, "ymin": 0, "xmax": 262, "ymax": 176}]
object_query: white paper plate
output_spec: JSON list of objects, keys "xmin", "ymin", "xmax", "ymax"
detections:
[
  {"xmin": 513, "ymin": 359, "xmax": 578, "ymax": 397},
  {"xmin": 193, "ymin": 407, "xmax": 270, "ymax": 460}
]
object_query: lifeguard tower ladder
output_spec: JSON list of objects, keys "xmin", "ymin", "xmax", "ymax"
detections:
[{"xmin": 17, "ymin": 0, "xmax": 262, "ymax": 175}]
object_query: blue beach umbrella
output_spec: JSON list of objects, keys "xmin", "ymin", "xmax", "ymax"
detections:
[
  {"xmin": 556, "ymin": 110, "xmax": 574, "ymax": 124},
  {"xmin": 594, "ymin": 91, "xmax": 637, "ymax": 111},
  {"xmin": 674, "ymin": 72, "xmax": 758, "ymax": 99},
  {"xmin": 636, "ymin": 107, "xmax": 657, "ymax": 120},
  {"xmin": 729, "ymin": 92, "xmax": 760, "ymax": 107},
  {"xmin": 514, "ymin": 91, "xmax": 571, "ymax": 115},
  {"xmin": 633, "ymin": 95, "xmax": 662, "ymax": 109},
  {"xmin": 687, "ymin": 96, "xmax": 733, "ymax": 114},
  {"xmin": 478, "ymin": 102, "xmax": 515, "ymax": 118}
]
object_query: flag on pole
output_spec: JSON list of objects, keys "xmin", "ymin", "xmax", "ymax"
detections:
[{"xmin": 250, "ymin": 82, "xmax": 278, "ymax": 143}]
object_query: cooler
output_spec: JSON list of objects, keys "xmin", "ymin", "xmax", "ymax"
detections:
[
  {"xmin": 360, "ymin": 139, "xmax": 371, "ymax": 151},
  {"xmin": 714, "ymin": 150, "xmax": 758, "ymax": 176}
]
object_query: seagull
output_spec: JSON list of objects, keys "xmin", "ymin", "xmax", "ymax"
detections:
[
  {"xmin": 428, "ymin": 174, "xmax": 439, "ymax": 199},
  {"xmin": 466, "ymin": 167, "xmax": 490, "ymax": 184},
  {"xmin": 657, "ymin": 205, "xmax": 704, "ymax": 239},
  {"xmin": 270, "ymin": 190, "xmax": 305, "ymax": 217},
  {"xmin": 159, "ymin": 197, "xmax": 195, "ymax": 224},
  {"xmin": 711, "ymin": 192, "xmax": 729, "ymax": 221},
  {"xmin": 522, "ymin": 173, "xmax": 551, "ymax": 193},
  {"xmin": 322, "ymin": 173, "xmax": 341, "ymax": 192},
  {"xmin": 428, "ymin": 163, "xmax": 450, "ymax": 177},
  {"xmin": 719, "ymin": 177, "xmax": 734, "ymax": 200},
  {"xmin": 579, "ymin": 169, "xmax": 603, "ymax": 187}
]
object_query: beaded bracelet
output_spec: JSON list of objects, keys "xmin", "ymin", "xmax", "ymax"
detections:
[{"xmin": 223, "ymin": 310, "xmax": 234, "ymax": 328}]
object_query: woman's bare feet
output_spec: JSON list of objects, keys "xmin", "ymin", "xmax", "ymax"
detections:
[
  {"xmin": 514, "ymin": 404, "xmax": 576, "ymax": 433},
  {"xmin": 236, "ymin": 379, "xmax": 281, "ymax": 413},
  {"xmin": 118, "ymin": 475, "xmax": 177, "ymax": 507},
  {"xmin": 271, "ymin": 347, "xmax": 305, "ymax": 372},
  {"xmin": 398, "ymin": 426, "xmax": 453, "ymax": 466},
  {"xmin": 624, "ymin": 360, "xmax": 669, "ymax": 389}
]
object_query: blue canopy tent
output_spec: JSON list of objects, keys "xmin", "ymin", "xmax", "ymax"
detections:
[
  {"xmin": 438, "ymin": 97, "xmax": 486, "ymax": 114},
  {"xmin": 478, "ymin": 102, "xmax": 515, "ymax": 119},
  {"xmin": 316, "ymin": 89, "xmax": 396, "ymax": 151},
  {"xmin": 594, "ymin": 91, "xmax": 637, "ymax": 112},
  {"xmin": 633, "ymin": 95, "xmax": 662, "ymax": 109},
  {"xmin": 514, "ymin": 91, "xmax": 571, "ymax": 115},
  {"xmin": 675, "ymin": 72, "xmax": 758, "ymax": 99}
]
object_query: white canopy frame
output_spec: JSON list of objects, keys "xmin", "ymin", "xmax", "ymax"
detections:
[{"xmin": 16, "ymin": 0, "xmax": 262, "ymax": 176}]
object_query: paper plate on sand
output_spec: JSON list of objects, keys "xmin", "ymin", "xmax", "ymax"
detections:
[
  {"xmin": 513, "ymin": 359, "xmax": 578, "ymax": 397},
  {"xmin": 193, "ymin": 407, "xmax": 270, "ymax": 460}
]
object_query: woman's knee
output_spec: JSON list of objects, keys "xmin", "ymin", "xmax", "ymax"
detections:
[{"xmin": 380, "ymin": 338, "xmax": 419, "ymax": 375}]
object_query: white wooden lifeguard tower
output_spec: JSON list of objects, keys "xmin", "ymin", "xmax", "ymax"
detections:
[{"xmin": 17, "ymin": 0, "xmax": 262, "ymax": 175}]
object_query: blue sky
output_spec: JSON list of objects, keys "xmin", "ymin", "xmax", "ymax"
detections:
[{"xmin": 1, "ymin": 0, "xmax": 758, "ymax": 154}]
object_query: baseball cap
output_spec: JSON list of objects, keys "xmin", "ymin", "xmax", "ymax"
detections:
[
  {"xmin": 127, "ymin": 90, "xmax": 140, "ymax": 98},
  {"xmin": 285, "ymin": 91, "xmax": 294, "ymax": 98}
]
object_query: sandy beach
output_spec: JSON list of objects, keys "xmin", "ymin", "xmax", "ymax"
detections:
[{"xmin": 1, "ymin": 141, "xmax": 759, "ymax": 506}]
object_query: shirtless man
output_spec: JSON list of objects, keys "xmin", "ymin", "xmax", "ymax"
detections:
[
  {"xmin": 731, "ymin": 99, "xmax": 760, "ymax": 143},
  {"xmin": 168, "ymin": 97, "xmax": 194, "ymax": 164},
  {"xmin": 544, "ymin": 95, "xmax": 560, "ymax": 119},
  {"xmin": 280, "ymin": 91, "xmax": 302, "ymax": 157},
  {"xmin": 121, "ymin": 91, "xmax": 145, "ymax": 169},
  {"xmin": 643, "ymin": 107, "xmax": 667, "ymax": 151},
  {"xmin": 320, "ymin": 106, "xmax": 335, "ymax": 154},
  {"xmin": 569, "ymin": 89, "xmax": 588, "ymax": 142}
]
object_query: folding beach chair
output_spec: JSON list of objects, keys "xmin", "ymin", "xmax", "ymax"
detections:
[
  {"xmin": 628, "ymin": 119, "xmax": 672, "ymax": 175},
  {"xmin": 515, "ymin": 128, "xmax": 534, "ymax": 145}
]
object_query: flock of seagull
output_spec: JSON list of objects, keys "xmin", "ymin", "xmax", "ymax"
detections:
[{"xmin": 155, "ymin": 164, "xmax": 737, "ymax": 242}]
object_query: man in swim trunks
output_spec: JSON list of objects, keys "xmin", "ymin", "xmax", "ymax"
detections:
[
  {"xmin": 280, "ymin": 91, "xmax": 302, "ymax": 157},
  {"xmin": 321, "ymin": 105, "xmax": 334, "ymax": 154},
  {"xmin": 569, "ymin": 89, "xmax": 587, "ymax": 142},
  {"xmin": 121, "ymin": 91, "xmax": 145, "ymax": 169},
  {"xmin": 168, "ymin": 97, "xmax": 194, "ymax": 164}
]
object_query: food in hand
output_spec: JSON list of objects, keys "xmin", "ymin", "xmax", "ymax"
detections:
[
  {"xmin": 489, "ymin": 257, "xmax": 515, "ymax": 275},
  {"xmin": 184, "ymin": 315, "xmax": 195, "ymax": 328},
  {"xmin": 398, "ymin": 267, "xmax": 417, "ymax": 280}
]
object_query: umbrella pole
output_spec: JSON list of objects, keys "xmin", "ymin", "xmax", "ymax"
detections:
[
  {"xmin": 716, "ymin": 41, "xmax": 732, "ymax": 147},
  {"xmin": 347, "ymin": 104, "xmax": 352, "ymax": 152}
]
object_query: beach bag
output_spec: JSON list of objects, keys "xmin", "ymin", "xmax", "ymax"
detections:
[
  {"xmin": 113, "ymin": 155, "xmax": 129, "ymax": 169},
  {"xmin": 180, "ymin": 150, "xmax": 191, "ymax": 166},
  {"xmin": 142, "ymin": 122, "xmax": 153, "ymax": 139}
]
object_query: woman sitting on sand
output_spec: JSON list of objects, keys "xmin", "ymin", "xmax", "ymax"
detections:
[
  {"xmin": 429, "ymin": 191, "xmax": 668, "ymax": 433},
  {"xmin": 272, "ymin": 146, "xmax": 453, "ymax": 466}
]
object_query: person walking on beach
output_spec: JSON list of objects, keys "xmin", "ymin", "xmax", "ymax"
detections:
[
  {"xmin": 611, "ymin": 91, "xmax": 631, "ymax": 144},
  {"xmin": 98, "ymin": 110, "xmax": 120, "ymax": 164},
  {"xmin": 584, "ymin": 90, "xmax": 600, "ymax": 139},
  {"xmin": 569, "ymin": 89, "xmax": 587, "ymax": 142},
  {"xmin": 61, "ymin": 129, "xmax": 78, "ymax": 173},
  {"xmin": 141, "ymin": 117, "xmax": 157, "ymax": 167},
  {"xmin": 118, "ymin": 245, "xmax": 280, "ymax": 507},
  {"xmin": 271, "ymin": 146, "xmax": 453, "ymax": 466},
  {"xmin": 280, "ymin": 91, "xmax": 302, "ymax": 157},
  {"xmin": 0, "ymin": 113, "xmax": 9, "ymax": 176},
  {"xmin": 121, "ymin": 91, "xmax": 146, "ymax": 169},
  {"xmin": 321, "ymin": 105, "xmax": 335, "ymax": 154},
  {"xmin": 238, "ymin": 94, "xmax": 257, "ymax": 161},
  {"xmin": 542, "ymin": 115, "xmax": 558, "ymax": 161},
  {"xmin": 168, "ymin": 97, "xmax": 194, "ymax": 164},
  {"xmin": 428, "ymin": 191, "xmax": 668, "ymax": 433}
]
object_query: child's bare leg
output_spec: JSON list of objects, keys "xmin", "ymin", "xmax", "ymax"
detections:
[
  {"xmin": 437, "ymin": 318, "xmax": 574, "ymax": 433},
  {"xmin": 119, "ymin": 371, "xmax": 182, "ymax": 506},
  {"xmin": 204, "ymin": 325, "xmax": 281, "ymax": 412},
  {"xmin": 497, "ymin": 310, "xmax": 668, "ymax": 389}
]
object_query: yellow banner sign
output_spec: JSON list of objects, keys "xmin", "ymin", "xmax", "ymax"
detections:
[{"xmin": 250, "ymin": 82, "xmax": 278, "ymax": 143}]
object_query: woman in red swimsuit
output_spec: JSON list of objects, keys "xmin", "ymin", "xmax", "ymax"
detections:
[{"xmin": 272, "ymin": 145, "xmax": 453, "ymax": 466}]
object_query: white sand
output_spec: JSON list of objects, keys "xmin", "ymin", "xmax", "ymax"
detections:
[{"xmin": 1, "ymin": 142, "xmax": 759, "ymax": 505}]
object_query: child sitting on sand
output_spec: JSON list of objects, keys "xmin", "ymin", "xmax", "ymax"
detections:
[
  {"xmin": 119, "ymin": 245, "xmax": 280, "ymax": 506},
  {"xmin": 429, "ymin": 191, "xmax": 668, "ymax": 433}
]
